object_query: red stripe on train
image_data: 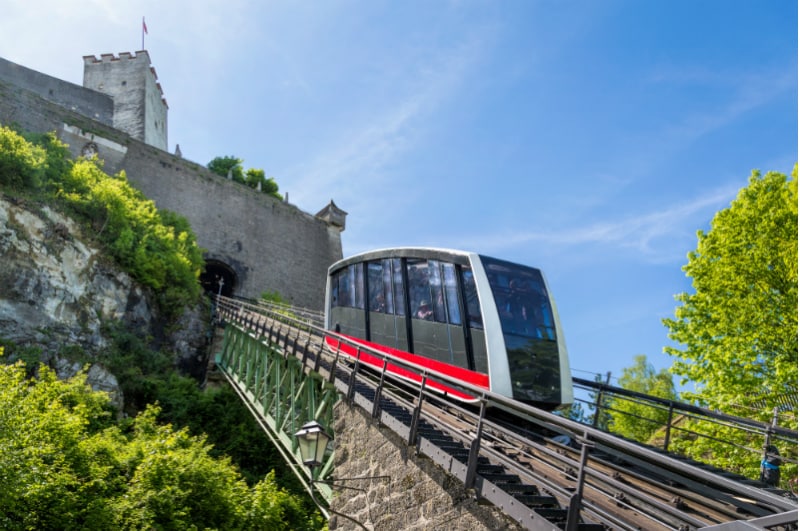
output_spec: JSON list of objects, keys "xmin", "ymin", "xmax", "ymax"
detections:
[{"xmin": 324, "ymin": 335, "xmax": 489, "ymax": 402}]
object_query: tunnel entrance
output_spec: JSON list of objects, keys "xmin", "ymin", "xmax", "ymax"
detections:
[{"xmin": 200, "ymin": 259, "xmax": 237, "ymax": 297}]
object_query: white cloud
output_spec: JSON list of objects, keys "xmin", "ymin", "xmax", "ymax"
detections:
[
  {"xmin": 650, "ymin": 64, "xmax": 796, "ymax": 152},
  {"xmin": 455, "ymin": 183, "xmax": 740, "ymax": 262}
]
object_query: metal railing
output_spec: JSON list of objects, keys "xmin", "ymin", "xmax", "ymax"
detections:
[{"xmin": 572, "ymin": 377, "xmax": 798, "ymax": 493}]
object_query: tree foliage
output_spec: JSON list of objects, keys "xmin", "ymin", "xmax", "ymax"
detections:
[
  {"xmin": 208, "ymin": 155, "xmax": 245, "ymax": 182},
  {"xmin": 0, "ymin": 360, "xmax": 320, "ymax": 530},
  {"xmin": 606, "ymin": 355, "xmax": 677, "ymax": 444},
  {"xmin": 0, "ymin": 126, "xmax": 205, "ymax": 320},
  {"xmin": 208, "ymin": 156, "xmax": 283, "ymax": 200},
  {"xmin": 662, "ymin": 168, "xmax": 797, "ymax": 488},
  {"xmin": 0, "ymin": 126, "xmax": 47, "ymax": 189},
  {"xmin": 0, "ymin": 127, "xmax": 323, "ymax": 525},
  {"xmin": 663, "ymin": 168, "xmax": 797, "ymax": 423},
  {"xmin": 92, "ymin": 324, "xmax": 307, "ymax": 494}
]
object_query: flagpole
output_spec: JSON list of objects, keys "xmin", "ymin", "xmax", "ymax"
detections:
[{"xmin": 142, "ymin": 17, "xmax": 146, "ymax": 50}]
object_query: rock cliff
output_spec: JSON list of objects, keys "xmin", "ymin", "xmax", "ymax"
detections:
[{"xmin": 0, "ymin": 194, "xmax": 208, "ymax": 410}]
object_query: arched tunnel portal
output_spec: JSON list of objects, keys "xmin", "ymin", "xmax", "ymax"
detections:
[{"xmin": 200, "ymin": 259, "xmax": 237, "ymax": 298}]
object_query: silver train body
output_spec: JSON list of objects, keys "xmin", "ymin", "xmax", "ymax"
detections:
[{"xmin": 324, "ymin": 247, "xmax": 573, "ymax": 409}]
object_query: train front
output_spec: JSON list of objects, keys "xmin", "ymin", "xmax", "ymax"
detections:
[{"xmin": 477, "ymin": 256, "xmax": 573, "ymax": 409}]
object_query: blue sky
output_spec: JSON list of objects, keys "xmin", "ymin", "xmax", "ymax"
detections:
[{"xmin": 1, "ymin": 1, "xmax": 797, "ymax": 391}]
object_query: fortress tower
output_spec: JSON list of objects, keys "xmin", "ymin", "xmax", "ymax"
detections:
[{"xmin": 82, "ymin": 51, "xmax": 168, "ymax": 151}]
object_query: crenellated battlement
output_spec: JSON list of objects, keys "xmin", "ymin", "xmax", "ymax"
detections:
[
  {"xmin": 82, "ymin": 51, "xmax": 167, "ymax": 106},
  {"xmin": 82, "ymin": 50, "xmax": 150, "ymax": 65}
]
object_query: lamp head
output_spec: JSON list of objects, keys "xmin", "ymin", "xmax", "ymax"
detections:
[{"xmin": 295, "ymin": 420, "xmax": 331, "ymax": 468}]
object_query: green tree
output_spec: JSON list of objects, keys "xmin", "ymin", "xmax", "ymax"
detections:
[
  {"xmin": 0, "ymin": 361, "xmax": 320, "ymax": 530},
  {"xmin": 662, "ymin": 168, "xmax": 797, "ymax": 487},
  {"xmin": 663, "ymin": 168, "xmax": 798, "ymax": 422},
  {"xmin": 23, "ymin": 130, "xmax": 73, "ymax": 187},
  {"xmin": 245, "ymin": 167, "xmax": 283, "ymax": 200},
  {"xmin": 208, "ymin": 155, "xmax": 245, "ymax": 183},
  {"xmin": 0, "ymin": 125, "xmax": 46, "ymax": 189},
  {"xmin": 208, "ymin": 155, "xmax": 283, "ymax": 200},
  {"xmin": 0, "ymin": 126, "xmax": 205, "ymax": 320},
  {"xmin": 606, "ymin": 355, "xmax": 677, "ymax": 443}
]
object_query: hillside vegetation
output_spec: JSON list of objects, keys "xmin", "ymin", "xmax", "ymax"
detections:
[
  {"xmin": 0, "ymin": 350, "xmax": 319, "ymax": 530},
  {"xmin": 0, "ymin": 125, "xmax": 203, "ymax": 320},
  {"xmin": 0, "ymin": 126, "xmax": 323, "ymax": 528}
]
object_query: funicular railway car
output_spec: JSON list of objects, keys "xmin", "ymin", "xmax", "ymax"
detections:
[{"xmin": 324, "ymin": 248, "xmax": 573, "ymax": 410}]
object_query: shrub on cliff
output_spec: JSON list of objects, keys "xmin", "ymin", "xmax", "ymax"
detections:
[
  {"xmin": 0, "ymin": 126, "xmax": 204, "ymax": 319},
  {"xmin": 0, "ymin": 126, "xmax": 46, "ymax": 189}
]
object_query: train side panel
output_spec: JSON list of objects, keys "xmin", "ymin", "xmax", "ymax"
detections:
[{"xmin": 466, "ymin": 253, "xmax": 513, "ymax": 398}]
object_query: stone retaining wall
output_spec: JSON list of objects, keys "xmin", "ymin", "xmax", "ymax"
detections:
[{"xmin": 330, "ymin": 401, "xmax": 522, "ymax": 530}]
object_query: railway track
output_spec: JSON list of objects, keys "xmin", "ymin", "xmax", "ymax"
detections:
[
  {"xmin": 215, "ymin": 296, "xmax": 798, "ymax": 530},
  {"xmin": 355, "ymin": 369, "xmax": 795, "ymax": 530}
]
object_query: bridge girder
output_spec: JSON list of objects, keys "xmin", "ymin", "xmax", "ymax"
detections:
[{"xmin": 215, "ymin": 325, "xmax": 337, "ymax": 503}]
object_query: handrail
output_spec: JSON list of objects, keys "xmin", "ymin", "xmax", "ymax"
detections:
[{"xmin": 573, "ymin": 377, "xmax": 798, "ymax": 440}]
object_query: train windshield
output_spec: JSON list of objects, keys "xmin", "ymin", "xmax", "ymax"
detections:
[{"xmin": 480, "ymin": 256, "xmax": 562, "ymax": 405}]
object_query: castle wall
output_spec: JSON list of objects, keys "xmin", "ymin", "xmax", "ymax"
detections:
[
  {"xmin": 0, "ymin": 60, "xmax": 342, "ymax": 310},
  {"xmin": 0, "ymin": 56, "xmax": 113, "ymax": 126},
  {"xmin": 119, "ymin": 141, "xmax": 341, "ymax": 309}
]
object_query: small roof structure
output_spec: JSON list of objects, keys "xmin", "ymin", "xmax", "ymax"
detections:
[{"xmin": 315, "ymin": 200, "xmax": 347, "ymax": 231}]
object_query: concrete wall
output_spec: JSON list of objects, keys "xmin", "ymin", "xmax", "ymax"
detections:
[
  {"xmin": 0, "ymin": 56, "xmax": 343, "ymax": 310},
  {"xmin": 330, "ymin": 402, "xmax": 522, "ymax": 530}
]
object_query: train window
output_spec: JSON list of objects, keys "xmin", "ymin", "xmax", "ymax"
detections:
[
  {"xmin": 392, "ymin": 258, "xmax": 405, "ymax": 316},
  {"xmin": 331, "ymin": 270, "xmax": 340, "ymax": 308},
  {"xmin": 367, "ymin": 261, "xmax": 385, "ymax": 312},
  {"xmin": 481, "ymin": 256, "xmax": 554, "ymax": 340},
  {"xmin": 354, "ymin": 263, "xmax": 365, "ymax": 309},
  {"xmin": 442, "ymin": 263, "xmax": 461, "ymax": 325},
  {"xmin": 427, "ymin": 260, "xmax": 447, "ymax": 323},
  {"xmin": 407, "ymin": 259, "xmax": 433, "ymax": 321},
  {"xmin": 461, "ymin": 267, "xmax": 483, "ymax": 329},
  {"xmin": 333, "ymin": 264, "xmax": 362, "ymax": 309},
  {"xmin": 334, "ymin": 268, "xmax": 351, "ymax": 307},
  {"xmin": 382, "ymin": 259, "xmax": 395, "ymax": 314}
]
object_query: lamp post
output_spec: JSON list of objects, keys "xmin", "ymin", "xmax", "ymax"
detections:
[{"xmin": 294, "ymin": 421, "xmax": 369, "ymax": 531}]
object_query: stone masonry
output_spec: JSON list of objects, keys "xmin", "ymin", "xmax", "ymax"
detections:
[
  {"xmin": 330, "ymin": 401, "xmax": 523, "ymax": 530},
  {"xmin": 83, "ymin": 52, "xmax": 168, "ymax": 151}
]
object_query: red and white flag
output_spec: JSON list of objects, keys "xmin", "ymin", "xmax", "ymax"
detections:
[{"xmin": 142, "ymin": 17, "xmax": 148, "ymax": 35}]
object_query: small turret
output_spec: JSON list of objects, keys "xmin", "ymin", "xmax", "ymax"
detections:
[{"xmin": 316, "ymin": 200, "xmax": 347, "ymax": 232}]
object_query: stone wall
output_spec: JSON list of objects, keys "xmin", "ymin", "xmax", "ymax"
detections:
[
  {"xmin": 0, "ymin": 56, "xmax": 113, "ymax": 126},
  {"xmin": 330, "ymin": 401, "xmax": 522, "ymax": 530},
  {"xmin": 119, "ymin": 139, "xmax": 342, "ymax": 309}
]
